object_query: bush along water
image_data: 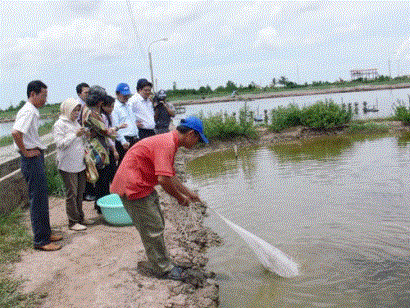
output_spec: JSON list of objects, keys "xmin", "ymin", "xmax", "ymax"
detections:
[
  {"xmin": 269, "ymin": 104, "xmax": 302, "ymax": 132},
  {"xmin": 393, "ymin": 101, "xmax": 410, "ymax": 125},
  {"xmin": 199, "ymin": 104, "xmax": 258, "ymax": 140},
  {"xmin": 300, "ymin": 100, "xmax": 352, "ymax": 129},
  {"xmin": 268, "ymin": 100, "xmax": 352, "ymax": 132}
]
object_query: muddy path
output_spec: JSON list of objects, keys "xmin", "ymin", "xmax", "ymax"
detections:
[{"xmin": 12, "ymin": 155, "xmax": 221, "ymax": 308}]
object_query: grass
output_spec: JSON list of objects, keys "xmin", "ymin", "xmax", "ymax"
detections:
[
  {"xmin": 346, "ymin": 122, "xmax": 390, "ymax": 134},
  {"xmin": 45, "ymin": 155, "xmax": 65, "ymax": 197},
  {"xmin": 0, "ymin": 209, "xmax": 44, "ymax": 308}
]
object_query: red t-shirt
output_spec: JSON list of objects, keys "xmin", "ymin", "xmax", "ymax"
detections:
[{"xmin": 110, "ymin": 130, "xmax": 179, "ymax": 200}]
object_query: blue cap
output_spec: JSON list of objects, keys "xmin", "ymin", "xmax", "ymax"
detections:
[
  {"xmin": 116, "ymin": 83, "xmax": 131, "ymax": 96},
  {"xmin": 179, "ymin": 116, "xmax": 209, "ymax": 143}
]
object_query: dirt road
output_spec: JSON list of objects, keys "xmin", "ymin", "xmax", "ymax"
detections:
[{"xmin": 12, "ymin": 157, "xmax": 221, "ymax": 308}]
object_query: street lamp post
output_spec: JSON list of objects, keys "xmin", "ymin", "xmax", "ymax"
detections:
[{"xmin": 148, "ymin": 38, "xmax": 168, "ymax": 93}]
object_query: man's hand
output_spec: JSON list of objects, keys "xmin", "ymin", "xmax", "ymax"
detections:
[
  {"xmin": 186, "ymin": 191, "xmax": 201, "ymax": 203},
  {"xmin": 76, "ymin": 127, "xmax": 87, "ymax": 137},
  {"xmin": 177, "ymin": 195, "xmax": 190, "ymax": 207},
  {"xmin": 123, "ymin": 142, "xmax": 130, "ymax": 150},
  {"xmin": 25, "ymin": 148, "xmax": 41, "ymax": 157}
]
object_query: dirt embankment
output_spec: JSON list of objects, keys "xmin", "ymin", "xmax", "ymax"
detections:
[
  {"xmin": 11, "ymin": 121, "xmax": 410, "ymax": 308},
  {"xmin": 12, "ymin": 153, "xmax": 222, "ymax": 308}
]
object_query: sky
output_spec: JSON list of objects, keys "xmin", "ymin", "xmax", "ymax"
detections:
[{"xmin": 1, "ymin": 0, "xmax": 409, "ymax": 109}]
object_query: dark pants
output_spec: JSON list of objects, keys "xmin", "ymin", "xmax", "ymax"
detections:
[
  {"xmin": 20, "ymin": 152, "xmax": 51, "ymax": 247},
  {"xmin": 115, "ymin": 136, "xmax": 138, "ymax": 165},
  {"xmin": 138, "ymin": 128, "xmax": 156, "ymax": 140},
  {"xmin": 121, "ymin": 191, "xmax": 173, "ymax": 274},
  {"xmin": 59, "ymin": 169, "xmax": 86, "ymax": 227}
]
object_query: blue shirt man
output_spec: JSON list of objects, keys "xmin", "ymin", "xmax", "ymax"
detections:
[{"xmin": 112, "ymin": 83, "xmax": 139, "ymax": 163}]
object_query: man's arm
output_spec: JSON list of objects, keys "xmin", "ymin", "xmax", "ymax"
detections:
[
  {"xmin": 11, "ymin": 130, "xmax": 40, "ymax": 157},
  {"xmin": 157, "ymin": 175, "xmax": 201, "ymax": 206},
  {"xmin": 164, "ymin": 103, "xmax": 176, "ymax": 117}
]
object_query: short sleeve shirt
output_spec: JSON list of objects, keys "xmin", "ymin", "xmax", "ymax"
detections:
[
  {"xmin": 13, "ymin": 102, "xmax": 46, "ymax": 151},
  {"xmin": 110, "ymin": 130, "xmax": 179, "ymax": 200}
]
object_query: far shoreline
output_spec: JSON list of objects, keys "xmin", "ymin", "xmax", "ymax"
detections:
[{"xmin": 173, "ymin": 82, "xmax": 410, "ymax": 106}]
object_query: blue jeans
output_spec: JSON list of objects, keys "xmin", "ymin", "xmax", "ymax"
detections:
[{"xmin": 20, "ymin": 152, "xmax": 51, "ymax": 246}]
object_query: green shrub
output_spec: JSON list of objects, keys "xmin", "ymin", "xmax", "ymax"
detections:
[
  {"xmin": 300, "ymin": 100, "xmax": 352, "ymax": 129},
  {"xmin": 268, "ymin": 104, "xmax": 302, "ymax": 132},
  {"xmin": 200, "ymin": 105, "xmax": 257, "ymax": 140},
  {"xmin": 394, "ymin": 104, "xmax": 410, "ymax": 124},
  {"xmin": 45, "ymin": 156, "xmax": 65, "ymax": 197}
]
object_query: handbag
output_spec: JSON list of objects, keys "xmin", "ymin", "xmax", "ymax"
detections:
[{"xmin": 84, "ymin": 149, "xmax": 99, "ymax": 184}]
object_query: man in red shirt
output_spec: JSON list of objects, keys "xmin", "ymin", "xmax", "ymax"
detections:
[{"xmin": 110, "ymin": 116, "xmax": 208, "ymax": 280}]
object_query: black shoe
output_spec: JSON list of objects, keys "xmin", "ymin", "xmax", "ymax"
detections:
[
  {"xmin": 94, "ymin": 204, "xmax": 102, "ymax": 214},
  {"xmin": 84, "ymin": 194, "xmax": 96, "ymax": 201}
]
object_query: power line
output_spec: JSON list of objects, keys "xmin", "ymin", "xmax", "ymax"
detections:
[{"xmin": 125, "ymin": 0, "xmax": 146, "ymax": 62}]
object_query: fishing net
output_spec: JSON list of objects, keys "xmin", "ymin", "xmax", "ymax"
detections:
[{"xmin": 213, "ymin": 210, "xmax": 299, "ymax": 278}]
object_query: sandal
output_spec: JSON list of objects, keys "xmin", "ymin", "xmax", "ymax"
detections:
[{"xmin": 157, "ymin": 266, "xmax": 187, "ymax": 281}]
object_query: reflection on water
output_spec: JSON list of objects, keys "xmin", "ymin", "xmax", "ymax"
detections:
[{"xmin": 186, "ymin": 134, "xmax": 410, "ymax": 307}]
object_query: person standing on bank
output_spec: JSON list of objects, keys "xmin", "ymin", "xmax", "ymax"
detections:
[
  {"xmin": 75, "ymin": 82, "xmax": 90, "ymax": 124},
  {"xmin": 76, "ymin": 82, "xmax": 95, "ymax": 201},
  {"xmin": 53, "ymin": 98, "xmax": 93, "ymax": 231},
  {"xmin": 110, "ymin": 116, "xmax": 208, "ymax": 280},
  {"xmin": 129, "ymin": 78, "xmax": 156, "ymax": 140},
  {"xmin": 112, "ymin": 83, "xmax": 139, "ymax": 164},
  {"xmin": 12, "ymin": 80, "xmax": 63, "ymax": 251},
  {"xmin": 153, "ymin": 89, "xmax": 175, "ymax": 134},
  {"xmin": 82, "ymin": 86, "xmax": 116, "ymax": 213}
]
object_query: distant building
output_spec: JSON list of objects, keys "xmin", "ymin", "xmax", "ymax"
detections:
[{"xmin": 350, "ymin": 68, "xmax": 379, "ymax": 81}]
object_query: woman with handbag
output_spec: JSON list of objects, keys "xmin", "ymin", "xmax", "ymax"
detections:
[
  {"xmin": 82, "ymin": 86, "xmax": 116, "ymax": 213},
  {"xmin": 53, "ymin": 98, "xmax": 93, "ymax": 231}
]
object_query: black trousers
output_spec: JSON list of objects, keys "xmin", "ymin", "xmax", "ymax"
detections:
[
  {"xmin": 115, "ymin": 136, "xmax": 138, "ymax": 165},
  {"xmin": 138, "ymin": 128, "xmax": 156, "ymax": 140}
]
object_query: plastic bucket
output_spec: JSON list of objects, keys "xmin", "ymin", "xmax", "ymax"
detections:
[{"xmin": 96, "ymin": 194, "xmax": 133, "ymax": 226}]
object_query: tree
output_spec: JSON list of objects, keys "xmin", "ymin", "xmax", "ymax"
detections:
[
  {"xmin": 278, "ymin": 76, "xmax": 288, "ymax": 86},
  {"xmin": 271, "ymin": 78, "xmax": 276, "ymax": 87},
  {"xmin": 172, "ymin": 82, "xmax": 177, "ymax": 91},
  {"xmin": 225, "ymin": 80, "xmax": 237, "ymax": 92}
]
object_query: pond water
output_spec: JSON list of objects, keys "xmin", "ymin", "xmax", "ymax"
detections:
[
  {"xmin": 0, "ymin": 118, "xmax": 52, "ymax": 138},
  {"xmin": 175, "ymin": 87, "xmax": 410, "ymax": 123},
  {"xmin": 186, "ymin": 133, "xmax": 410, "ymax": 307}
]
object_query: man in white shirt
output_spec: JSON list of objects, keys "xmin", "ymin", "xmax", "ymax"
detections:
[
  {"xmin": 76, "ymin": 82, "xmax": 89, "ymax": 124},
  {"xmin": 129, "ymin": 78, "xmax": 156, "ymax": 140},
  {"xmin": 12, "ymin": 80, "xmax": 62, "ymax": 251},
  {"xmin": 112, "ymin": 83, "xmax": 139, "ymax": 163}
]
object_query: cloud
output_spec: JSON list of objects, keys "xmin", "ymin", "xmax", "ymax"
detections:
[
  {"xmin": 297, "ymin": 1, "xmax": 323, "ymax": 14},
  {"xmin": 64, "ymin": 0, "xmax": 101, "ymax": 15},
  {"xmin": 139, "ymin": 2, "xmax": 203, "ymax": 25},
  {"xmin": 396, "ymin": 37, "xmax": 410, "ymax": 60},
  {"xmin": 254, "ymin": 27, "xmax": 279, "ymax": 48},
  {"xmin": 3, "ymin": 18, "xmax": 127, "ymax": 72}
]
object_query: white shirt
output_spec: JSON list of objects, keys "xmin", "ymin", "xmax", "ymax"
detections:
[
  {"xmin": 129, "ymin": 93, "xmax": 155, "ymax": 130},
  {"xmin": 53, "ymin": 115, "xmax": 86, "ymax": 173},
  {"xmin": 13, "ymin": 102, "xmax": 46, "ymax": 151},
  {"xmin": 111, "ymin": 99, "xmax": 139, "ymax": 144}
]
